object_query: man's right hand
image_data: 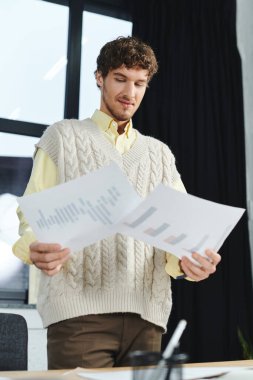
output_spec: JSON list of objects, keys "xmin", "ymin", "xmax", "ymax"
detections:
[{"xmin": 29, "ymin": 241, "xmax": 70, "ymax": 276}]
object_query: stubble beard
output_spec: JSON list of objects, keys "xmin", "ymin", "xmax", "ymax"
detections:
[{"xmin": 102, "ymin": 92, "xmax": 137, "ymax": 123}]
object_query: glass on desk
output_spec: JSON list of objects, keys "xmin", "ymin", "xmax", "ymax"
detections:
[{"xmin": 128, "ymin": 350, "xmax": 187, "ymax": 380}]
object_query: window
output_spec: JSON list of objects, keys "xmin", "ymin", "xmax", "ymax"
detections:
[
  {"xmin": 0, "ymin": 0, "xmax": 132, "ymax": 304},
  {"xmin": 0, "ymin": 134, "xmax": 37, "ymax": 303},
  {"xmin": 79, "ymin": 11, "xmax": 132, "ymax": 119},
  {"xmin": 0, "ymin": 0, "xmax": 69, "ymax": 125}
]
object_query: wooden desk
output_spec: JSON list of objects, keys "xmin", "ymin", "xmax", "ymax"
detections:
[
  {"xmin": 1, "ymin": 360, "xmax": 253, "ymax": 378},
  {"xmin": 186, "ymin": 359, "xmax": 253, "ymax": 367},
  {"xmin": 0, "ymin": 369, "xmax": 66, "ymax": 378}
]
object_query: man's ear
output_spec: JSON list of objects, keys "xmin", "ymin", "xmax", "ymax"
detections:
[{"xmin": 96, "ymin": 71, "xmax": 103, "ymax": 88}]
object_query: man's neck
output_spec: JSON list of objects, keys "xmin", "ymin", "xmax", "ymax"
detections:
[{"xmin": 117, "ymin": 121, "xmax": 129, "ymax": 135}]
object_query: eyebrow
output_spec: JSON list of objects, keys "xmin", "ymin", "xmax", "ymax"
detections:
[{"xmin": 113, "ymin": 72, "xmax": 148, "ymax": 83}]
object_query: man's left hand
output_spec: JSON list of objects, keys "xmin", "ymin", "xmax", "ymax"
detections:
[{"xmin": 180, "ymin": 249, "xmax": 221, "ymax": 282}]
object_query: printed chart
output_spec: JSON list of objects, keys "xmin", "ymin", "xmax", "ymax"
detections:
[
  {"xmin": 18, "ymin": 163, "xmax": 141, "ymax": 250},
  {"xmin": 119, "ymin": 184, "xmax": 244, "ymax": 258},
  {"xmin": 35, "ymin": 185, "xmax": 121, "ymax": 230},
  {"xmin": 18, "ymin": 162, "xmax": 245, "ymax": 258}
]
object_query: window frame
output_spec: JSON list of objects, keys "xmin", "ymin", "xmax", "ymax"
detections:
[
  {"xmin": 0, "ymin": 0, "xmax": 132, "ymax": 138},
  {"xmin": 0, "ymin": 0, "xmax": 132, "ymax": 304}
]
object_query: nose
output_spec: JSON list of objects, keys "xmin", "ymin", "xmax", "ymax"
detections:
[{"xmin": 124, "ymin": 81, "xmax": 135, "ymax": 99}]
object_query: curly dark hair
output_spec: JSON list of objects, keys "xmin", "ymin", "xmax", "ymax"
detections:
[{"xmin": 95, "ymin": 36, "xmax": 158, "ymax": 82}]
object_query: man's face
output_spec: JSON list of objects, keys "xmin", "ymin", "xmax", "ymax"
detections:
[{"xmin": 96, "ymin": 65, "xmax": 149, "ymax": 125}]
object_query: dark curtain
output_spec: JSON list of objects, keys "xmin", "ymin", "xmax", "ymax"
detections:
[{"xmin": 132, "ymin": 0, "xmax": 253, "ymax": 362}]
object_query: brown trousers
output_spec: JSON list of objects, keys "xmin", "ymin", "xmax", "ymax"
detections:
[{"xmin": 47, "ymin": 313, "xmax": 162, "ymax": 369}]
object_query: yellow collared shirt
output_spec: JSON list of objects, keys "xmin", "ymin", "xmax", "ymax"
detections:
[
  {"xmin": 13, "ymin": 110, "xmax": 188, "ymax": 279},
  {"xmin": 92, "ymin": 109, "xmax": 137, "ymax": 154}
]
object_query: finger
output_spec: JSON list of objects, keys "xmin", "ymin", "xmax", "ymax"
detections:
[
  {"xmin": 30, "ymin": 249, "xmax": 70, "ymax": 273},
  {"xmin": 191, "ymin": 252, "xmax": 216, "ymax": 274},
  {"xmin": 43, "ymin": 264, "xmax": 63, "ymax": 277},
  {"xmin": 205, "ymin": 249, "xmax": 221, "ymax": 265},
  {"xmin": 30, "ymin": 241, "xmax": 63, "ymax": 253},
  {"xmin": 181, "ymin": 257, "xmax": 209, "ymax": 281},
  {"xmin": 30, "ymin": 248, "xmax": 70, "ymax": 264},
  {"xmin": 32, "ymin": 254, "xmax": 69, "ymax": 271}
]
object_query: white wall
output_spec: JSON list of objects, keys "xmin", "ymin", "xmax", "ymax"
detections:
[
  {"xmin": 236, "ymin": 0, "xmax": 253, "ymax": 274},
  {"xmin": 0, "ymin": 308, "xmax": 47, "ymax": 371}
]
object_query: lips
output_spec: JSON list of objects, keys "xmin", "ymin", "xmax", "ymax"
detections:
[{"xmin": 118, "ymin": 99, "xmax": 134, "ymax": 107}]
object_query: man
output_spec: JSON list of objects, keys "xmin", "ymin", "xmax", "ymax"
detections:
[{"xmin": 13, "ymin": 36, "xmax": 221, "ymax": 369}]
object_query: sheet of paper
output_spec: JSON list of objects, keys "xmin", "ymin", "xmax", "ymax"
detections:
[
  {"xmin": 183, "ymin": 366, "xmax": 247, "ymax": 379},
  {"xmin": 78, "ymin": 369, "xmax": 132, "ymax": 380},
  {"xmin": 18, "ymin": 162, "xmax": 245, "ymax": 258},
  {"xmin": 18, "ymin": 163, "xmax": 141, "ymax": 252},
  {"xmin": 117, "ymin": 184, "xmax": 245, "ymax": 258},
  {"xmin": 77, "ymin": 366, "xmax": 253, "ymax": 380}
]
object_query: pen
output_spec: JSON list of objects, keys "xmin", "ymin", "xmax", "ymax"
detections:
[
  {"xmin": 162, "ymin": 319, "xmax": 187, "ymax": 361},
  {"xmin": 146, "ymin": 319, "xmax": 187, "ymax": 380}
]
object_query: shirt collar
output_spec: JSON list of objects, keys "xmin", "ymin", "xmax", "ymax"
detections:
[{"xmin": 91, "ymin": 109, "xmax": 132, "ymax": 138}]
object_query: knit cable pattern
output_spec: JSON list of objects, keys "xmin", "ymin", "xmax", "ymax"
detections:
[
  {"xmin": 83, "ymin": 242, "xmax": 102, "ymax": 290},
  {"xmin": 36, "ymin": 119, "xmax": 179, "ymax": 330},
  {"xmin": 101, "ymin": 237, "xmax": 116, "ymax": 290}
]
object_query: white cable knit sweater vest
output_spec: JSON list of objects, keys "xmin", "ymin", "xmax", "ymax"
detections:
[{"xmin": 36, "ymin": 118, "xmax": 181, "ymax": 330}]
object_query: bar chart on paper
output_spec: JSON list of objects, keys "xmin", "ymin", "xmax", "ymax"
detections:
[
  {"xmin": 144, "ymin": 223, "xmax": 170, "ymax": 237},
  {"xmin": 164, "ymin": 233, "xmax": 187, "ymax": 245},
  {"xmin": 124, "ymin": 207, "xmax": 157, "ymax": 228},
  {"xmin": 118, "ymin": 184, "xmax": 245, "ymax": 259},
  {"xmin": 18, "ymin": 162, "xmax": 245, "ymax": 258},
  {"xmin": 35, "ymin": 185, "xmax": 122, "ymax": 230},
  {"xmin": 18, "ymin": 163, "xmax": 142, "ymax": 250}
]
